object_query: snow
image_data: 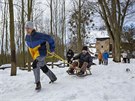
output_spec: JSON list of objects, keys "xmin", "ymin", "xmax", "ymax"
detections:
[
  {"xmin": 0, "ymin": 64, "xmax": 11, "ymax": 69},
  {"xmin": 89, "ymin": 48, "xmax": 96, "ymax": 55},
  {"xmin": 47, "ymin": 60, "xmax": 65, "ymax": 65},
  {"xmin": 0, "ymin": 59, "xmax": 135, "ymax": 101}
]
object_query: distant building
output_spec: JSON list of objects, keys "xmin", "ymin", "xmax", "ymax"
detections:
[
  {"xmin": 96, "ymin": 37, "xmax": 111, "ymax": 53},
  {"xmin": 84, "ymin": 30, "xmax": 112, "ymax": 54}
]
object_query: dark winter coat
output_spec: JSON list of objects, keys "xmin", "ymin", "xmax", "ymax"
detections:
[
  {"xmin": 73, "ymin": 52, "xmax": 93, "ymax": 68},
  {"xmin": 66, "ymin": 49, "xmax": 74, "ymax": 59},
  {"xmin": 127, "ymin": 52, "xmax": 132, "ymax": 59}
]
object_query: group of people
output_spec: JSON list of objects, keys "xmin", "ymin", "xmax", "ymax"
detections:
[
  {"xmin": 25, "ymin": 21, "xmax": 93, "ymax": 90},
  {"xmin": 121, "ymin": 50, "xmax": 131, "ymax": 63},
  {"xmin": 98, "ymin": 50, "xmax": 109, "ymax": 65},
  {"xmin": 66, "ymin": 46, "xmax": 93, "ymax": 76},
  {"xmin": 24, "ymin": 21, "xmax": 112, "ymax": 91}
]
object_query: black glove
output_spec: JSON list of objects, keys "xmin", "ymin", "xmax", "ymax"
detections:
[{"xmin": 32, "ymin": 59, "xmax": 38, "ymax": 69}]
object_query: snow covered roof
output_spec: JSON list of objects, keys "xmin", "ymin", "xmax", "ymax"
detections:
[{"xmin": 92, "ymin": 30, "xmax": 109, "ymax": 38}]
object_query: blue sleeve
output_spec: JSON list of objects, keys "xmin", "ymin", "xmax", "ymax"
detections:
[{"xmin": 40, "ymin": 34, "xmax": 55, "ymax": 52}]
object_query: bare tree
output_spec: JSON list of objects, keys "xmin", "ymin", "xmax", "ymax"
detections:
[
  {"xmin": 61, "ymin": 0, "xmax": 66, "ymax": 56},
  {"xmin": 21, "ymin": 0, "xmax": 25, "ymax": 68},
  {"xmin": 122, "ymin": 24, "xmax": 135, "ymax": 52},
  {"xmin": 50, "ymin": 0, "xmax": 53, "ymax": 35},
  {"xmin": 68, "ymin": 0, "xmax": 93, "ymax": 52},
  {"xmin": 0, "ymin": 1, "xmax": 6, "ymax": 64},
  {"xmin": 78, "ymin": 0, "xmax": 82, "ymax": 52},
  {"xmin": 27, "ymin": 0, "xmax": 33, "ymax": 71},
  {"xmin": 97, "ymin": 0, "xmax": 135, "ymax": 62},
  {"xmin": 27, "ymin": 0, "xmax": 33, "ymax": 21},
  {"xmin": 5, "ymin": 2, "xmax": 9, "ymax": 63}
]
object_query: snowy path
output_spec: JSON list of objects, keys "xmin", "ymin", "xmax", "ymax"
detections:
[{"xmin": 0, "ymin": 59, "xmax": 135, "ymax": 101}]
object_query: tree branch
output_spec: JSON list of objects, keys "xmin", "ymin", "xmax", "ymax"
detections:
[
  {"xmin": 121, "ymin": 0, "xmax": 130, "ymax": 28},
  {"xmin": 116, "ymin": 0, "xmax": 121, "ymax": 26}
]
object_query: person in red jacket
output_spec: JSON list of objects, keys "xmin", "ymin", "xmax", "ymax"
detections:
[{"xmin": 98, "ymin": 52, "xmax": 103, "ymax": 65}]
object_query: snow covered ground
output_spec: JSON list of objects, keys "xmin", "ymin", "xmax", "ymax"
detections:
[{"xmin": 0, "ymin": 59, "xmax": 135, "ymax": 101}]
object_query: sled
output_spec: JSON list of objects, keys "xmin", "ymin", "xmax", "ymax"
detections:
[
  {"xmin": 67, "ymin": 68, "xmax": 92, "ymax": 77},
  {"xmin": 76, "ymin": 68, "xmax": 92, "ymax": 77}
]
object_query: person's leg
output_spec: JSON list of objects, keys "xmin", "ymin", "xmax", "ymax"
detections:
[
  {"xmin": 69, "ymin": 58, "xmax": 72, "ymax": 64},
  {"xmin": 67, "ymin": 58, "xmax": 70, "ymax": 66},
  {"xmin": 105, "ymin": 60, "xmax": 108, "ymax": 65},
  {"xmin": 36, "ymin": 56, "xmax": 57, "ymax": 83},
  {"xmin": 33, "ymin": 60, "xmax": 40, "ymax": 83},
  {"xmin": 101, "ymin": 59, "xmax": 103, "ymax": 64},
  {"xmin": 99, "ymin": 59, "xmax": 101, "ymax": 65},
  {"xmin": 103, "ymin": 59, "xmax": 105, "ymax": 65},
  {"xmin": 41, "ymin": 65, "xmax": 57, "ymax": 82},
  {"xmin": 123, "ymin": 58, "xmax": 126, "ymax": 63},
  {"xmin": 122, "ymin": 58, "xmax": 124, "ymax": 63},
  {"xmin": 127, "ymin": 58, "xmax": 130, "ymax": 63},
  {"xmin": 81, "ymin": 62, "xmax": 88, "ymax": 72},
  {"xmin": 126, "ymin": 58, "xmax": 127, "ymax": 63},
  {"xmin": 129, "ymin": 59, "xmax": 130, "ymax": 63},
  {"xmin": 77, "ymin": 62, "xmax": 88, "ymax": 75},
  {"xmin": 103, "ymin": 60, "xmax": 106, "ymax": 65},
  {"xmin": 105, "ymin": 60, "xmax": 107, "ymax": 65},
  {"xmin": 67, "ymin": 61, "xmax": 78, "ymax": 74},
  {"xmin": 32, "ymin": 59, "xmax": 41, "ymax": 90},
  {"xmin": 106, "ymin": 60, "xmax": 108, "ymax": 65}
]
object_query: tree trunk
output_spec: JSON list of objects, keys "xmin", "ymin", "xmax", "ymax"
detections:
[
  {"xmin": 78, "ymin": 0, "xmax": 82, "ymax": 52},
  {"xmin": 50, "ymin": 0, "xmax": 53, "ymax": 35},
  {"xmin": 61, "ymin": 0, "xmax": 65, "ymax": 58},
  {"xmin": 9, "ymin": 0, "xmax": 17, "ymax": 76},
  {"xmin": 113, "ymin": 28, "xmax": 121, "ymax": 62},
  {"xmin": 5, "ymin": 3, "xmax": 8, "ymax": 63},
  {"xmin": 27, "ymin": 0, "xmax": 33, "ymax": 71},
  {"xmin": 50, "ymin": 0, "xmax": 54, "ymax": 68},
  {"xmin": 28, "ymin": 0, "xmax": 33, "ymax": 21},
  {"xmin": 54, "ymin": 0, "xmax": 58, "ymax": 55},
  {"xmin": 22, "ymin": 0, "xmax": 26, "ymax": 68},
  {"xmin": 1, "ymin": 1, "xmax": 6, "ymax": 64}
]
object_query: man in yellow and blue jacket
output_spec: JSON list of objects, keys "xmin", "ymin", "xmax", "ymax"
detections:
[{"xmin": 25, "ymin": 21, "xmax": 57, "ymax": 90}]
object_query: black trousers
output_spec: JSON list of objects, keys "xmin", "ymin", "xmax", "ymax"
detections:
[
  {"xmin": 67, "ymin": 58, "xmax": 72, "ymax": 66},
  {"xmin": 123, "ymin": 58, "xmax": 127, "ymax": 63}
]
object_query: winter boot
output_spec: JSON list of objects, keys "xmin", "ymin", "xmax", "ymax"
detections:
[
  {"xmin": 49, "ymin": 77, "xmax": 57, "ymax": 84},
  {"xmin": 35, "ymin": 81, "xmax": 41, "ymax": 90},
  {"xmin": 66, "ymin": 68, "xmax": 74, "ymax": 75}
]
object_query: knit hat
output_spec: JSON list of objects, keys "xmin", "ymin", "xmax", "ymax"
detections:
[
  {"xmin": 82, "ymin": 46, "xmax": 88, "ymax": 51},
  {"xmin": 25, "ymin": 21, "xmax": 34, "ymax": 29}
]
